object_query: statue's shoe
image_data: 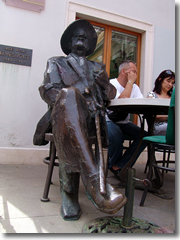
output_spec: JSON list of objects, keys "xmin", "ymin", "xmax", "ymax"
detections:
[
  {"xmin": 60, "ymin": 188, "xmax": 82, "ymax": 221},
  {"xmin": 85, "ymin": 174, "xmax": 127, "ymax": 214}
]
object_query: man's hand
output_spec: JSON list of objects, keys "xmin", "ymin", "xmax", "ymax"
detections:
[
  {"xmin": 126, "ymin": 70, "xmax": 137, "ymax": 84},
  {"xmin": 118, "ymin": 70, "xmax": 137, "ymax": 99}
]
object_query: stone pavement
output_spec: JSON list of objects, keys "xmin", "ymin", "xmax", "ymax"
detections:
[{"xmin": 0, "ymin": 162, "xmax": 175, "ymax": 234}]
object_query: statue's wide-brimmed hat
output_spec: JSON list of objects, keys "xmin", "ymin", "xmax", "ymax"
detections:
[{"xmin": 60, "ymin": 19, "xmax": 97, "ymax": 56}]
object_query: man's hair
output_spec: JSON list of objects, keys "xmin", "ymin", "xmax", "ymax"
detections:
[{"xmin": 118, "ymin": 60, "xmax": 137, "ymax": 73}]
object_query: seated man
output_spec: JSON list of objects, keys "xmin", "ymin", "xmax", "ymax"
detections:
[
  {"xmin": 107, "ymin": 60, "xmax": 147, "ymax": 180},
  {"xmin": 33, "ymin": 19, "xmax": 127, "ymax": 221}
]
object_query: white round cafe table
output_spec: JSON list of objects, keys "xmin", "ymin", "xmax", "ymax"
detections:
[{"xmin": 107, "ymin": 98, "xmax": 170, "ymax": 184}]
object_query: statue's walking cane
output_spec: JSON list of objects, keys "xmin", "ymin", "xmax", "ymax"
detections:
[
  {"xmin": 95, "ymin": 111, "xmax": 107, "ymax": 196},
  {"xmin": 65, "ymin": 58, "xmax": 107, "ymax": 195}
]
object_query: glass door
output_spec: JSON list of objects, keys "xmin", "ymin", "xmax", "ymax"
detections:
[
  {"xmin": 86, "ymin": 21, "xmax": 140, "ymax": 83},
  {"xmin": 79, "ymin": 18, "xmax": 141, "ymax": 124},
  {"xmin": 87, "ymin": 25, "xmax": 105, "ymax": 63},
  {"xmin": 110, "ymin": 30, "xmax": 138, "ymax": 79}
]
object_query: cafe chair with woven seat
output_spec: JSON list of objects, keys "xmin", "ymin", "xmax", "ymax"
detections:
[
  {"xmin": 140, "ymin": 87, "xmax": 175, "ymax": 206},
  {"xmin": 143, "ymin": 145, "xmax": 175, "ymax": 174},
  {"xmin": 152, "ymin": 145, "xmax": 175, "ymax": 174}
]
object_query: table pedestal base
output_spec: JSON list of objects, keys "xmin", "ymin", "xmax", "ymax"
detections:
[
  {"xmin": 117, "ymin": 181, "xmax": 173, "ymax": 200},
  {"xmin": 82, "ymin": 216, "xmax": 167, "ymax": 233}
]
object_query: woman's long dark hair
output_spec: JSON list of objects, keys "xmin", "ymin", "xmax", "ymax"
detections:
[{"xmin": 153, "ymin": 70, "xmax": 175, "ymax": 96}]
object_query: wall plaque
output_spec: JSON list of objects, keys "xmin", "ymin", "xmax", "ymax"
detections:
[
  {"xmin": 0, "ymin": 44, "xmax": 33, "ymax": 67},
  {"xmin": 2, "ymin": 0, "xmax": 45, "ymax": 13}
]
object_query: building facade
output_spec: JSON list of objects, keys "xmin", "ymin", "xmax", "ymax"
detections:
[{"xmin": 0, "ymin": 0, "xmax": 175, "ymax": 163}]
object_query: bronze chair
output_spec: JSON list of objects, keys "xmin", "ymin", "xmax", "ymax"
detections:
[
  {"xmin": 41, "ymin": 133, "xmax": 58, "ymax": 202},
  {"xmin": 41, "ymin": 133, "xmax": 108, "ymax": 202},
  {"xmin": 41, "ymin": 131, "xmax": 132, "ymax": 202}
]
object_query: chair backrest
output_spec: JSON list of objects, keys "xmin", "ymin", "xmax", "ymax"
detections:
[{"xmin": 166, "ymin": 87, "xmax": 175, "ymax": 145}]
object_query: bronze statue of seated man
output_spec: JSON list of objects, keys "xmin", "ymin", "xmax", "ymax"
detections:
[{"xmin": 33, "ymin": 19, "xmax": 127, "ymax": 220}]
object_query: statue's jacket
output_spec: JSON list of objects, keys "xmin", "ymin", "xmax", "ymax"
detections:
[{"xmin": 33, "ymin": 53, "xmax": 115, "ymax": 147}]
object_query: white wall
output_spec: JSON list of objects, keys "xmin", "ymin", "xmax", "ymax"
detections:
[
  {"xmin": 72, "ymin": 0, "xmax": 174, "ymax": 31},
  {"xmin": 0, "ymin": 0, "xmax": 175, "ymax": 163},
  {"xmin": 0, "ymin": 0, "xmax": 67, "ymax": 148}
]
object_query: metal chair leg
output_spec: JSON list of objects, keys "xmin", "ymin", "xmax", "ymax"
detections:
[
  {"xmin": 166, "ymin": 150, "xmax": 171, "ymax": 173},
  {"xmin": 144, "ymin": 158, "xmax": 149, "ymax": 174},
  {"xmin": 41, "ymin": 142, "xmax": 57, "ymax": 202},
  {"xmin": 140, "ymin": 143, "xmax": 154, "ymax": 206}
]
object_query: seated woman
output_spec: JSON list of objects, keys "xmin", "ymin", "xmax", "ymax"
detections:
[{"xmin": 147, "ymin": 70, "xmax": 175, "ymax": 135}]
